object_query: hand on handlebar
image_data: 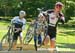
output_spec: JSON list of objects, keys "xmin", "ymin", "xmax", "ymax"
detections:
[{"xmin": 14, "ymin": 28, "xmax": 22, "ymax": 33}]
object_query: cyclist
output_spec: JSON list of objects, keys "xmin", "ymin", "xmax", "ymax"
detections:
[
  {"xmin": 33, "ymin": 13, "xmax": 46, "ymax": 47},
  {"xmin": 11, "ymin": 10, "xmax": 26, "ymax": 50},
  {"xmin": 43, "ymin": 2, "xmax": 65, "ymax": 51},
  {"xmin": 37, "ymin": 13, "xmax": 46, "ymax": 46}
]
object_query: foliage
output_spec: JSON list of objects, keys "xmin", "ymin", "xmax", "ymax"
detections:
[{"xmin": 0, "ymin": 0, "xmax": 75, "ymax": 22}]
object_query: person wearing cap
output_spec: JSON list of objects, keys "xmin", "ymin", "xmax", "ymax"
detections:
[
  {"xmin": 43, "ymin": 2, "xmax": 65, "ymax": 51},
  {"xmin": 11, "ymin": 10, "xmax": 26, "ymax": 50}
]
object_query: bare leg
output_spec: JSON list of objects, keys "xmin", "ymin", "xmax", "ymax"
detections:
[
  {"xmin": 19, "ymin": 36, "xmax": 23, "ymax": 47},
  {"xmin": 13, "ymin": 40, "xmax": 17, "ymax": 50},
  {"xmin": 50, "ymin": 40, "xmax": 56, "ymax": 48},
  {"xmin": 50, "ymin": 38, "xmax": 56, "ymax": 53},
  {"xmin": 44, "ymin": 35, "xmax": 49, "ymax": 46}
]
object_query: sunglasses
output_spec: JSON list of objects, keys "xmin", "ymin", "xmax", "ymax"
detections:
[
  {"xmin": 56, "ymin": 4, "xmax": 62, "ymax": 7},
  {"xmin": 56, "ymin": 5, "xmax": 62, "ymax": 9}
]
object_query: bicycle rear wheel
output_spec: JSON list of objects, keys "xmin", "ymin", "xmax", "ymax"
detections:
[
  {"xmin": 8, "ymin": 26, "xmax": 14, "ymax": 51},
  {"xmin": 1, "ymin": 34, "xmax": 13, "ymax": 51},
  {"xmin": 1, "ymin": 26, "xmax": 14, "ymax": 51}
]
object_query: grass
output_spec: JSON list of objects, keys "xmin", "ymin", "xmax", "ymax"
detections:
[{"xmin": 0, "ymin": 20, "xmax": 75, "ymax": 51}]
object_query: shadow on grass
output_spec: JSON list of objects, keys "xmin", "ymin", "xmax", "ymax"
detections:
[
  {"xmin": 59, "ymin": 30, "xmax": 75, "ymax": 36},
  {"xmin": 57, "ymin": 43, "xmax": 75, "ymax": 49},
  {"xmin": 0, "ymin": 18, "xmax": 11, "ymax": 21},
  {"xmin": 0, "ymin": 20, "xmax": 10, "ymax": 23},
  {"xmin": 58, "ymin": 24, "xmax": 75, "ymax": 30},
  {"xmin": 0, "ymin": 18, "xmax": 10, "ymax": 24}
]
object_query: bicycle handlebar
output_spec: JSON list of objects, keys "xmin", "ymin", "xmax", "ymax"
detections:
[{"xmin": 37, "ymin": 8, "xmax": 45, "ymax": 13}]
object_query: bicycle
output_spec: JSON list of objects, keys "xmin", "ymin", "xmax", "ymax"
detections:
[
  {"xmin": 23, "ymin": 8, "xmax": 47, "ymax": 51},
  {"xmin": 23, "ymin": 22, "xmax": 35, "ymax": 45},
  {"xmin": 33, "ymin": 8, "xmax": 48, "ymax": 51},
  {"xmin": 1, "ymin": 25, "xmax": 14, "ymax": 51}
]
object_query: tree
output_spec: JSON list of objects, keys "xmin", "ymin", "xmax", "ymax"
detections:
[{"xmin": 0, "ymin": 0, "xmax": 75, "ymax": 22}]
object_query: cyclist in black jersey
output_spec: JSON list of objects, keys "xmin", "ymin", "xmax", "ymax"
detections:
[{"xmin": 43, "ymin": 2, "xmax": 65, "ymax": 51}]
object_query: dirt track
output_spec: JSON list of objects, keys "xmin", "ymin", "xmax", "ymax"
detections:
[{"xmin": 0, "ymin": 50, "xmax": 75, "ymax": 53}]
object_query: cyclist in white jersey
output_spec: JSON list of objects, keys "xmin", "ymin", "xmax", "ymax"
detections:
[
  {"xmin": 11, "ymin": 10, "xmax": 26, "ymax": 50},
  {"xmin": 43, "ymin": 2, "xmax": 65, "ymax": 51}
]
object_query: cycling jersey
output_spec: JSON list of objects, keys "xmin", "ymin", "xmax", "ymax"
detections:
[
  {"xmin": 11, "ymin": 16, "xmax": 26, "ymax": 29},
  {"xmin": 44, "ymin": 9, "xmax": 65, "ymax": 27},
  {"xmin": 43, "ymin": 9, "xmax": 65, "ymax": 40}
]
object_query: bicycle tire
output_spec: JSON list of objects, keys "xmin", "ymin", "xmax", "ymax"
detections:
[
  {"xmin": 1, "ymin": 26, "xmax": 14, "ymax": 51},
  {"xmin": 23, "ymin": 25, "xmax": 34, "ymax": 45}
]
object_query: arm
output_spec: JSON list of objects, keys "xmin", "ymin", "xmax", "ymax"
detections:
[
  {"xmin": 59, "ymin": 13, "xmax": 65, "ymax": 24},
  {"xmin": 22, "ymin": 19, "xmax": 26, "ymax": 30},
  {"xmin": 11, "ymin": 17, "xmax": 17, "ymax": 24},
  {"xmin": 43, "ymin": 9, "xmax": 54, "ymax": 23},
  {"xmin": 60, "ymin": 16, "xmax": 65, "ymax": 24}
]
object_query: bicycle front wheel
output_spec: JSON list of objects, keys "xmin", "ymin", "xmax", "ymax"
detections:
[{"xmin": 23, "ymin": 26, "xmax": 34, "ymax": 45}]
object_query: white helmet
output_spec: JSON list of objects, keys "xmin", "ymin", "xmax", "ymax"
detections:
[
  {"xmin": 19, "ymin": 10, "xmax": 26, "ymax": 16},
  {"xmin": 55, "ymin": 2, "xmax": 64, "ymax": 6}
]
